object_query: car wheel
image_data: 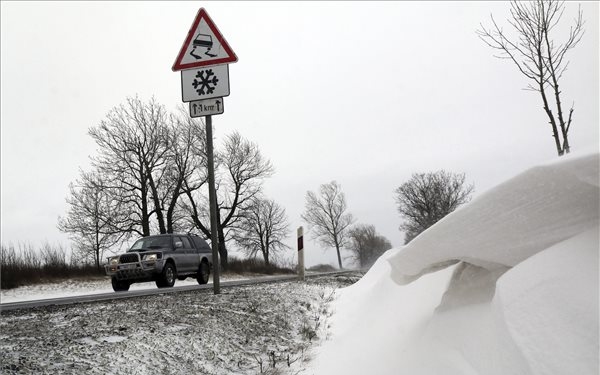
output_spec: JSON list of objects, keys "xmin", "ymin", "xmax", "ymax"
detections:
[
  {"xmin": 111, "ymin": 277, "xmax": 130, "ymax": 292},
  {"xmin": 156, "ymin": 262, "xmax": 176, "ymax": 288},
  {"xmin": 197, "ymin": 261, "xmax": 210, "ymax": 285}
]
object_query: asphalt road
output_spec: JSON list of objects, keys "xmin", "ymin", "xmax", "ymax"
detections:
[{"xmin": 0, "ymin": 271, "xmax": 353, "ymax": 312}]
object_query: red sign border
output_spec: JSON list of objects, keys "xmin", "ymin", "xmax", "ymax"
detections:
[{"xmin": 172, "ymin": 8, "xmax": 238, "ymax": 72}]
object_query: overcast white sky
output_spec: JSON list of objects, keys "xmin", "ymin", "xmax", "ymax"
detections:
[{"xmin": 1, "ymin": 1, "xmax": 598, "ymax": 268}]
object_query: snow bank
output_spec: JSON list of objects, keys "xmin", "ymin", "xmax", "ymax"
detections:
[
  {"xmin": 494, "ymin": 226, "xmax": 599, "ymax": 375},
  {"xmin": 307, "ymin": 249, "xmax": 458, "ymax": 375},
  {"xmin": 307, "ymin": 152, "xmax": 599, "ymax": 375},
  {"xmin": 389, "ymin": 153, "xmax": 599, "ymax": 284}
]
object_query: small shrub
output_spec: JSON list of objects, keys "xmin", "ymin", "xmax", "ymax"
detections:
[
  {"xmin": 1, "ymin": 242, "xmax": 104, "ymax": 290},
  {"xmin": 299, "ymin": 320, "xmax": 317, "ymax": 342},
  {"xmin": 307, "ymin": 264, "xmax": 336, "ymax": 272},
  {"xmin": 225, "ymin": 257, "xmax": 295, "ymax": 275}
]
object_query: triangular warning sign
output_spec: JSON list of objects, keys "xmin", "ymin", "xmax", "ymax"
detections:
[{"xmin": 172, "ymin": 8, "xmax": 238, "ymax": 71}]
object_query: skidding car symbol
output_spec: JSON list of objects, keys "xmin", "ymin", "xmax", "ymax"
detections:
[{"xmin": 190, "ymin": 33, "xmax": 217, "ymax": 59}]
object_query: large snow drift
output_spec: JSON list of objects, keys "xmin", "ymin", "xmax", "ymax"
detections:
[{"xmin": 307, "ymin": 152, "xmax": 599, "ymax": 375}]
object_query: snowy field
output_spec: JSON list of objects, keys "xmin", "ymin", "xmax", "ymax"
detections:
[
  {"xmin": 0, "ymin": 273, "xmax": 361, "ymax": 374},
  {"xmin": 1, "ymin": 152, "xmax": 598, "ymax": 375},
  {"xmin": 306, "ymin": 152, "xmax": 599, "ymax": 375}
]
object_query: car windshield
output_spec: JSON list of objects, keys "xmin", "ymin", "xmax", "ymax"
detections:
[{"xmin": 129, "ymin": 236, "xmax": 172, "ymax": 251}]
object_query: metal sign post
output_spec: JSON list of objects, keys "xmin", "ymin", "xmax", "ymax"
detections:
[
  {"xmin": 174, "ymin": 7, "xmax": 237, "ymax": 295},
  {"xmin": 206, "ymin": 115, "xmax": 220, "ymax": 294}
]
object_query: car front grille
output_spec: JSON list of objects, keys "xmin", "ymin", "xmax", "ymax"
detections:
[
  {"xmin": 119, "ymin": 253, "xmax": 139, "ymax": 264},
  {"xmin": 116, "ymin": 269, "xmax": 148, "ymax": 280}
]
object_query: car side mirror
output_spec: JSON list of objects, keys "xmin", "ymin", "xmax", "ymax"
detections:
[{"xmin": 174, "ymin": 241, "xmax": 183, "ymax": 249}]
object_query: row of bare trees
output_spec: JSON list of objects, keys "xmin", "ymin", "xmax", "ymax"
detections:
[
  {"xmin": 59, "ymin": 96, "xmax": 289, "ymax": 270},
  {"xmin": 302, "ymin": 171, "xmax": 474, "ymax": 270}
]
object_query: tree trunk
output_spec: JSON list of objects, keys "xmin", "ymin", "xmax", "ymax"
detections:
[
  {"xmin": 539, "ymin": 83, "xmax": 563, "ymax": 156},
  {"xmin": 562, "ymin": 133, "xmax": 571, "ymax": 154},
  {"xmin": 140, "ymin": 168, "xmax": 151, "ymax": 236},
  {"xmin": 166, "ymin": 179, "xmax": 184, "ymax": 233},
  {"xmin": 147, "ymin": 177, "xmax": 166, "ymax": 234},
  {"xmin": 543, "ymin": 23, "xmax": 571, "ymax": 156},
  {"xmin": 95, "ymin": 231, "xmax": 101, "ymax": 271},
  {"xmin": 552, "ymin": 85, "xmax": 570, "ymax": 155},
  {"xmin": 334, "ymin": 238, "xmax": 343, "ymax": 270},
  {"xmin": 264, "ymin": 242, "xmax": 270, "ymax": 266},
  {"xmin": 216, "ymin": 208, "xmax": 228, "ymax": 270},
  {"xmin": 218, "ymin": 230, "xmax": 228, "ymax": 270},
  {"xmin": 144, "ymin": 159, "xmax": 167, "ymax": 234},
  {"xmin": 154, "ymin": 200, "xmax": 166, "ymax": 234},
  {"xmin": 141, "ymin": 197, "xmax": 150, "ymax": 236},
  {"xmin": 95, "ymin": 215, "xmax": 101, "ymax": 271}
]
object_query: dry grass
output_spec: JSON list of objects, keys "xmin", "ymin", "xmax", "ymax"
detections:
[
  {"xmin": 307, "ymin": 264, "xmax": 337, "ymax": 272},
  {"xmin": 226, "ymin": 256, "xmax": 296, "ymax": 276},
  {"xmin": 1, "ymin": 243, "xmax": 103, "ymax": 290}
]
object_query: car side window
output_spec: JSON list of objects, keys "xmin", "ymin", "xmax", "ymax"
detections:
[
  {"xmin": 174, "ymin": 236, "xmax": 184, "ymax": 249},
  {"xmin": 181, "ymin": 236, "xmax": 193, "ymax": 249},
  {"xmin": 191, "ymin": 236, "xmax": 211, "ymax": 253}
]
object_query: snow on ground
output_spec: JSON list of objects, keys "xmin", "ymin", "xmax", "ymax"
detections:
[
  {"xmin": 1, "ymin": 152, "xmax": 597, "ymax": 375},
  {"xmin": 0, "ymin": 274, "xmax": 361, "ymax": 374},
  {"xmin": 306, "ymin": 152, "xmax": 599, "ymax": 375}
]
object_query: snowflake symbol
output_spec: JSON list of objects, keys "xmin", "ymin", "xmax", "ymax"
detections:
[{"xmin": 192, "ymin": 69, "xmax": 219, "ymax": 96}]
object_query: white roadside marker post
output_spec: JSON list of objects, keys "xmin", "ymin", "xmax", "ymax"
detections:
[{"xmin": 297, "ymin": 226, "xmax": 305, "ymax": 281}]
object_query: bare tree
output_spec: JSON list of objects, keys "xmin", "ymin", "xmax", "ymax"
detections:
[
  {"xmin": 184, "ymin": 131, "xmax": 274, "ymax": 269},
  {"xmin": 232, "ymin": 197, "xmax": 290, "ymax": 265},
  {"xmin": 395, "ymin": 171, "xmax": 474, "ymax": 244},
  {"xmin": 89, "ymin": 97, "xmax": 202, "ymax": 237},
  {"xmin": 161, "ymin": 109, "xmax": 207, "ymax": 233},
  {"xmin": 302, "ymin": 181, "xmax": 354, "ymax": 269},
  {"xmin": 347, "ymin": 224, "xmax": 392, "ymax": 270},
  {"xmin": 478, "ymin": 0, "xmax": 585, "ymax": 156},
  {"xmin": 89, "ymin": 96, "xmax": 170, "ymax": 237},
  {"xmin": 76, "ymin": 98, "xmax": 273, "ymax": 271},
  {"xmin": 58, "ymin": 170, "xmax": 126, "ymax": 270}
]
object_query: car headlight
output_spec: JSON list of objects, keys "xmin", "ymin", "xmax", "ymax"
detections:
[
  {"xmin": 143, "ymin": 253, "xmax": 158, "ymax": 261},
  {"xmin": 109, "ymin": 256, "xmax": 119, "ymax": 265}
]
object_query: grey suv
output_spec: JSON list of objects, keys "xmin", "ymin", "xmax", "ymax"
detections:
[{"xmin": 105, "ymin": 234, "xmax": 212, "ymax": 292}]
